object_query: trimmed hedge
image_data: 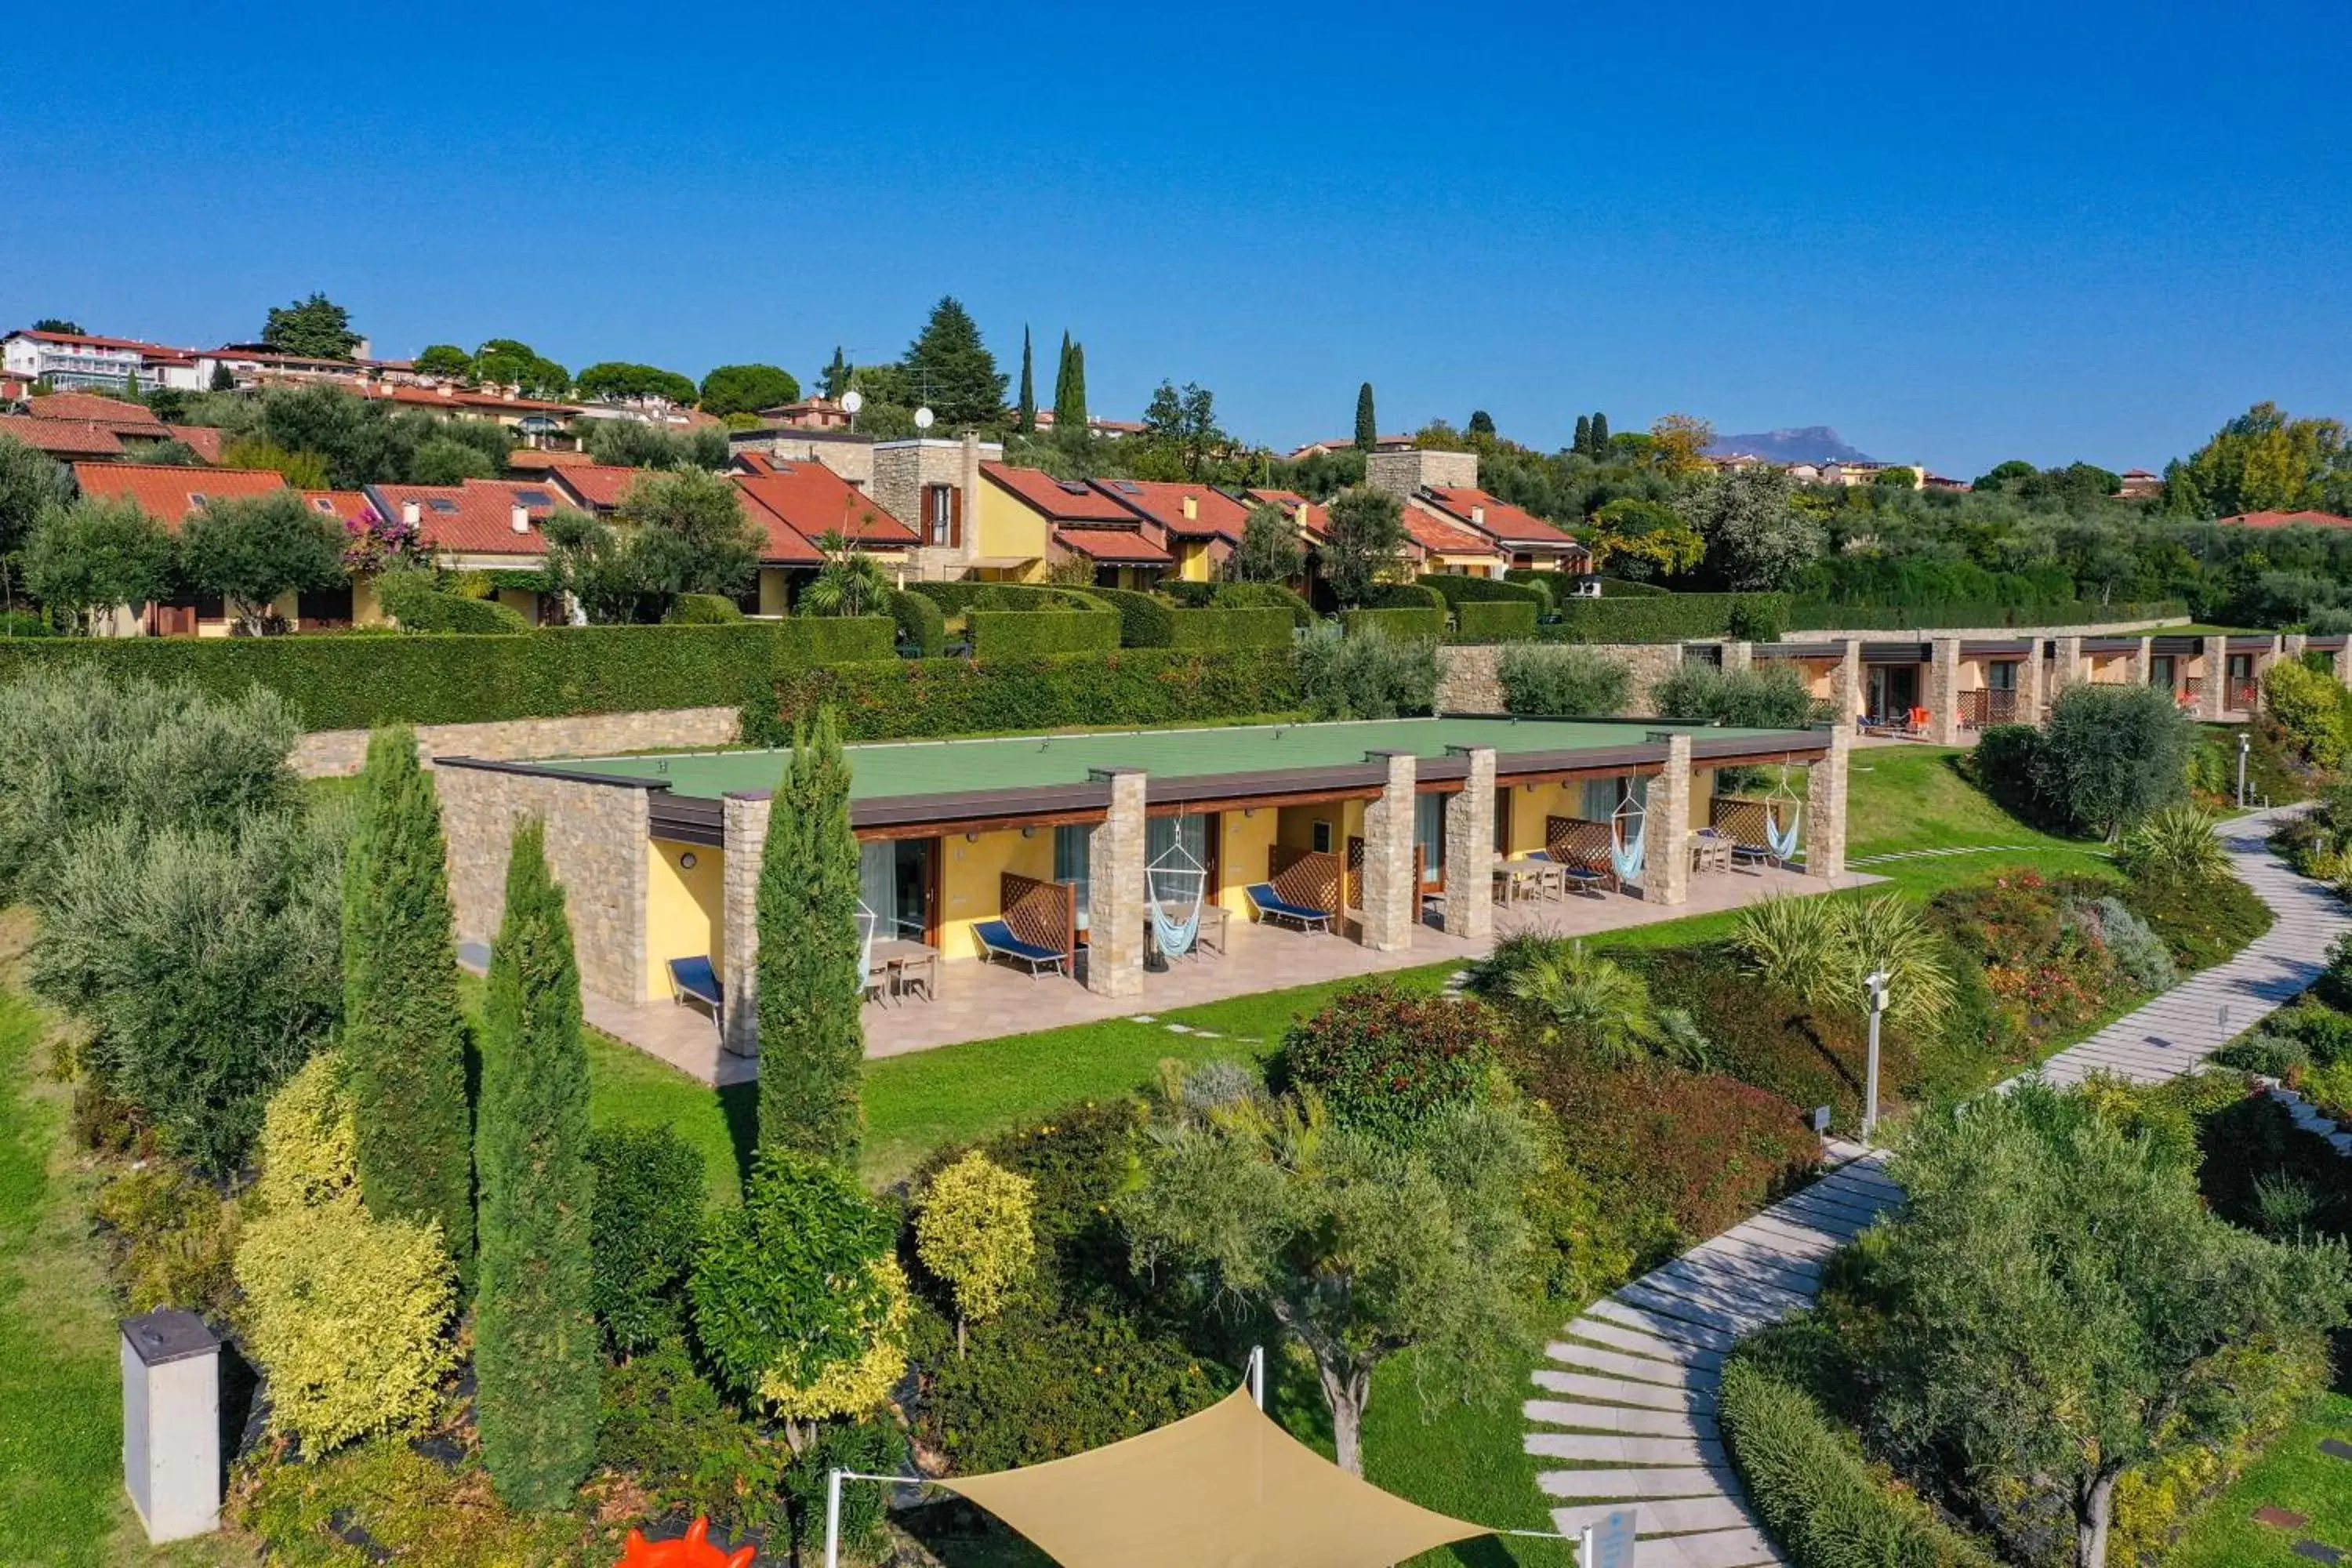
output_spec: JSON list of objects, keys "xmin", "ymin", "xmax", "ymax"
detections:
[
  {"xmin": 1339, "ymin": 606, "xmax": 1446, "ymax": 641},
  {"xmin": 906, "ymin": 581, "xmax": 1108, "ymax": 615},
  {"xmin": 1362, "ymin": 582, "xmax": 1445, "ymax": 611},
  {"xmin": 0, "ymin": 618, "xmax": 896, "ymax": 731},
  {"xmin": 1501, "ymin": 568, "xmax": 1557, "ymax": 608},
  {"xmin": 1718, "ymin": 1359, "xmax": 1999, "ymax": 1568},
  {"xmin": 1417, "ymin": 573, "xmax": 1548, "ymax": 609},
  {"xmin": 1210, "ymin": 582, "xmax": 1316, "ymax": 628},
  {"xmin": 1787, "ymin": 597, "xmax": 2188, "ymax": 632},
  {"xmin": 1085, "ymin": 586, "xmax": 1178, "ymax": 647},
  {"xmin": 662, "ymin": 593, "xmax": 743, "ymax": 624},
  {"xmin": 1598, "ymin": 576, "xmax": 1671, "ymax": 597},
  {"xmin": 748, "ymin": 648, "xmax": 1302, "ymax": 744},
  {"xmin": 1167, "ymin": 607, "xmax": 1294, "ymax": 651},
  {"xmin": 969, "ymin": 607, "xmax": 1120, "ymax": 659},
  {"xmin": 1534, "ymin": 593, "xmax": 1790, "ymax": 644},
  {"xmin": 1163, "ymin": 582, "xmax": 1218, "ymax": 608},
  {"xmin": 887, "ymin": 589, "xmax": 947, "ymax": 655},
  {"xmin": 1453, "ymin": 601, "xmax": 1539, "ymax": 643},
  {"xmin": 394, "ymin": 593, "xmax": 532, "ymax": 634}
]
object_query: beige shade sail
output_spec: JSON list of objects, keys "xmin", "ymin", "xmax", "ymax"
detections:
[{"xmin": 937, "ymin": 1388, "xmax": 1493, "ymax": 1568}]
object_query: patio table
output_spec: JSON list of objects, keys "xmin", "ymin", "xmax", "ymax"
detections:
[
  {"xmin": 870, "ymin": 938, "xmax": 939, "ymax": 1004},
  {"xmin": 1493, "ymin": 862, "xmax": 1548, "ymax": 904}
]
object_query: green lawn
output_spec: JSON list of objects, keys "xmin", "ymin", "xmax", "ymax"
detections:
[{"xmin": 2165, "ymin": 1392, "xmax": 2352, "ymax": 1567}]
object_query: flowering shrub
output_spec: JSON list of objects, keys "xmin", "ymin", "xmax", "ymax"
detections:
[
  {"xmin": 339, "ymin": 506, "xmax": 424, "ymax": 575},
  {"xmin": 1278, "ymin": 982, "xmax": 1503, "ymax": 1140}
]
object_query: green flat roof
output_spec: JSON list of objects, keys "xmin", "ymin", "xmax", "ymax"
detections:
[{"xmin": 551, "ymin": 717, "xmax": 1812, "ymax": 803}]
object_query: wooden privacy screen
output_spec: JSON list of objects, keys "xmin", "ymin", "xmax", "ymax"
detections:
[
  {"xmin": 1709, "ymin": 797, "xmax": 1791, "ymax": 850},
  {"xmin": 1341, "ymin": 837, "xmax": 1425, "ymax": 912},
  {"xmin": 1269, "ymin": 846, "xmax": 1341, "ymax": 916},
  {"xmin": 1545, "ymin": 815, "xmax": 1614, "ymax": 873},
  {"xmin": 1001, "ymin": 872, "xmax": 1076, "ymax": 960},
  {"xmin": 1960, "ymin": 688, "xmax": 2019, "ymax": 727}
]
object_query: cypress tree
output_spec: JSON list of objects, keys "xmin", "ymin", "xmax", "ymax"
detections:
[
  {"xmin": 476, "ymin": 821, "xmax": 597, "ymax": 1510},
  {"xmin": 1017, "ymin": 326, "xmax": 1036, "ymax": 434},
  {"xmin": 1591, "ymin": 411, "xmax": 1610, "ymax": 451},
  {"xmin": 1051, "ymin": 330, "xmax": 1072, "ymax": 426},
  {"xmin": 1573, "ymin": 414, "xmax": 1592, "ymax": 456},
  {"xmin": 1354, "ymin": 382, "xmax": 1377, "ymax": 452},
  {"xmin": 822, "ymin": 346, "xmax": 849, "ymax": 400},
  {"xmin": 756, "ymin": 706, "xmax": 865, "ymax": 1164},
  {"xmin": 343, "ymin": 726, "xmax": 475, "ymax": 1290},
  {"xmin": 1062, "ymin": 343, "xmax": 1088, "ymax": 437}
]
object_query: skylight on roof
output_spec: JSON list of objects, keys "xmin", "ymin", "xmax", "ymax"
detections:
[
  {"xmin": 1113, "ymin": 481, "xmax": 1142, "ymax": 494},
  {"xmin": 426, "ymin": 498, "xmax": 459, "ymax": 514},
  {"xmin": 515, "ymin": 490, "xmax": 554, "ymax": 508},
  {"xmin": 311, "ymin": 498, "xmax": 334, "ymax": 512},
  {"xmin": 1055, "ymin": 479, "xmax": 1091, "ymax": 495}
]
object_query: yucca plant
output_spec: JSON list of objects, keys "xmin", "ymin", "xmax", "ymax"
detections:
[
  {"xmin": 2114, "ymin": 804, "xmax": 2226, "ymax": 884},
  {"xmin": 1499, "ymin": 940, "xmax": 1663, "ymax": 1066},
  {"xmin": 1729, "ymin": 894, "xmax": 1851, "ymax": 1004},
  {"xmin": 1836, "ymin": 895, "xmax": 1958, "ymax": 1032},
  {"xmin": 1730, "ymin": 892, "xmax": 1957, "ymax": 1032}
]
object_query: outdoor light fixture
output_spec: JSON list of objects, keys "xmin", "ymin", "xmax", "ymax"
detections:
[
  {"xmin": 2238, "ymin": 730, "xmax": 2252, "ymax": 808},
  {"xmin": 964, "ymin": 830, "xmax": 979, "ymax": 843},
  {"xmin": 1862, "ymin": 967, "xmax": 1891, "ymax": 1139},
  {"xmin": 1020, "ymin": 826, "xmax": 1036, "ymax": 839},
  {"xmin": 678, "ymin": 852, "xmax": 697, "ymax": 870}
]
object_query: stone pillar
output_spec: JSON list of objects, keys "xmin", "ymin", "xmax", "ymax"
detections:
[
  {"xmin": 1358, "ymin": 751, "xmax": 1420, "ymax": 951},
  {"xmin": 2128, "ymin": 637, "xmax": 2153, "ymax": 688},
  {"xmin": 2283, "ymin": 632, "xmax": 2308, "ymax": 668},
  {"xmin": 1720, "ymin": 640, "xmax": 1753, "ymax": 675},
  {"xmin": 2252, "ymin": 633, "xmax": 2284, "ymax": 710},
  {"xmin": 1806, "ymin": 724, "xmax": 1851, "ymax": 881},
  {"xmin": 720, "ymin": 793, "xmax": 771, "ymax": 1057},
  {"xmin": 2015, "ymin": 641, "xmax": 2045, "ymax": 728},
  {"xmin": 1441, "ymin": 746, "xmax": 1496, "ymax": 945},
  {"xmin": 1834, "ymin": 639, "xmax": 1864, "ymax": 724},
  {"xmin": 2198, "ymin": 635, "xmax": 2228, "ymax": 719},
  {"xmin": 1087, "ymin": 769, "xmax": 1147, "ymax": 996},
  {"xmin": 1645, "ymin": 733, "xmax": 1692, "ymax": 906},
  {"xmin": 1927, "ymin": 637, "xmax": 1962, "ymax": 746},
  {"xmin": 2050, "ymin": 634, "xmax": 2083, "ymax": 701}
]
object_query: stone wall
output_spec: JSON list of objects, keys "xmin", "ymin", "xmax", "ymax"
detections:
[
  {"xmin": 1436, "ymin": 642, "xmax": 1686, "ymax": 714},
  {"xmin": 1788, "ymin": 615, "xmax": 2188, "ymax": 641},
  {"xmin": 1366, "ymin": 448, "xmax": 1478, "ymax": 499},
  {"xmin": 433, "ymin": 763, "xmax": 653, "ymax": 1007},
  {"xmin": 295, "ymin": 706, "xmax": 740, "ymax": 778}
]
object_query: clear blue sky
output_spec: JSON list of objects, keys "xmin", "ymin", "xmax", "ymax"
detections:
[{"xmin": 5, "ymin": 0, "xmax": 2346, "ymax": 477}]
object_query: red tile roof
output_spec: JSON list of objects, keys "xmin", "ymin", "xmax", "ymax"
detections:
[
  {"xmin": 2216, "ymin": 509, "xmax": 2352, "ymax": 529},
  {"xmin": 74, "ymin": 463, "xmax": 286, "ymax": 524},
  {"xmin": 1243, "ymin": 488, "xmax": 1328, "ymax": 542},
  {"xmin": 0, "ymin": 416, "xmax": 124, "ymax": 456},
  {"xmin": 361, "ymin": 384, "xmax": 576, "ymax": 416},
  {"xmin": 982, "ymin": 462, "xmax": 1136, "ymax": 522},
  {"xmin": 168, "ymin": 425, "xmax": 224, "ymax": 464},
  {"xmin": 1400, "ymin": 506, "xmax": 1500, "ymax": 557},
  {"xmin": 545, "ymin": 463, "xmax": 644, "ymax": 512},
  {"xmin": 365, "ymin": 479, "xmax": 567, "ymax": 555},
  {"xmin": 24, "ymin": 390, "xmax": 165, "ymax": 430},
  {"xmin": 506, "ymin": 447, "xmax": 597, "ymax": 470},
  {"xmin": 301, "ymin": 490, "xmax": 376, "ymax": 524},
  {"xmin": 1056, "ymin": 527, "xmax": 1171, "ymax": 564},
  {"xmin": 734, "ymin": 462, "xmax": 916, "ymax": 554},
  {"xmin": 1417, "ymin": 486, "xmax": 1581, "ymax": 552},
  {"xmin": 1090, "ymin": 477, "xmax": 1251, "ymax": 542},
  {"xmin": 7, "ymin": 327, "xmax": 192, "ymax": 354}
]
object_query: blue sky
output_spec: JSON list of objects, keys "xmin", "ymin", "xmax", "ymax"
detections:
[{"xmin": 5, "ymin": 0, "xmax": 2346, "ymax": 477}]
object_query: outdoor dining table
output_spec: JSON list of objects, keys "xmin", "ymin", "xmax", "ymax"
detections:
[
  {"xmin": 1492, "ymin": 860, "xmax": 1555, "ymax": 904},
  {"xmin": 1690, "ymin": 829, "xmax": 1733, "ymax": 875},
  {"xmin": 869, "ymin": 938, "xmax": 939, "ymax": 1004}
]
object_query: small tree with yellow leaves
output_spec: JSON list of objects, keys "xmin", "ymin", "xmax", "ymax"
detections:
[{"xmin": 916, "ymin": 1151, "xmax": 1037, "ymax": 1356}]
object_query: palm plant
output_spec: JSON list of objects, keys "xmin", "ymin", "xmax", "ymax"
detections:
[
  {"xmin": 797, "ymin": 529, "xmax": 892, "ymax": 618},
  {"xmin": 1497, "ymin": 940, "xmax": 1664, "ymax": 1067},
  {"xmin": 2114, "ymin": 804, "xmax": 2226, "ymax": 884}
]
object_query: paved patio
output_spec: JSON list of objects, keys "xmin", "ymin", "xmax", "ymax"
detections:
[{"xmin": 563, "ymin": 860, "xmax": 1881, "ymax": 1087}]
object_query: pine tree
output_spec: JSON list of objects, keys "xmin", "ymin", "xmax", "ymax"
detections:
[
  {"xmin": 1060, "ymin": 343, "xmax": 1088, "ymax": 440},
  {"xmin": 1591, "ymin": 411, "xmax": 1610, "ymax": 451},
  {"xmin": 343, "ymin": 727, "xmax": 475, "ymax": 1290},
  {"xmin": 1354, "ymin": 383, "xmax": 1377, "ymax": 452},
  {"xmin": 756, "ymin": 707, "xmax": 865, "ymax": 1164},
  {"xmin": 1468, "ymin": 409, "xmax": 1496, "ymax": 437},
  {"xmin": 900, "ymin": 296, "xmax": 1007, "ymax": 430},
  {"xmin": 1017, "ymin": 327, "xmax": 1036, "ymax": 434},
  {"xmin": 475, "ymin": 821, "xmax": 597, "ymax": 1511},
  {"xmin": 1573, "ymin": 414, "xmax": 1592, "ymax": 456}
]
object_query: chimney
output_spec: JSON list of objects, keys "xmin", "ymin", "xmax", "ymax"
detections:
[
  {"xmin": 1294, "ymin": 502, "xmax": 1310, "ymax": 527},
  {"xmin": 1181, "ymin": 495, "xmax": 1197, "ymax": 521},
  {"xmin": 1471, "ymin": 505, "xmax": 1486, "ymax": 526},
  {"xmin": 401, "ymin": 500, "xmax": 421, "ymax": 527},
  {"xmin": 511, "ymin": 503, "xmax": 531, "ymax": 534}
]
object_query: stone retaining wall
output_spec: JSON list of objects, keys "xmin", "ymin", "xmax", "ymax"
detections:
[
  {"xmin": 1788, "ymin": 615, "xmax": 2189, "ymax": 641},
  {"xmin": 1436, "ymin": 642, "xmax": 1685, "ymax": 714},
  {"xmin": 295, "ymin": 706, "xmax": 740, "ymax": 778}
]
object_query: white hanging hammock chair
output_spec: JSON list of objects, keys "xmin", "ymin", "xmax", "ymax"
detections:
[
  {"xmin": 1764, "ymin": 761, "xmax": 1803, "ymax": 862},
  {"xmin": 1145, "ymin": 828, "xmax": 1208, "ymax": 960},
  {"xmin": 1609, "ymin": 789, "xmax": 1647, "ymax": 884},
  {"xmin": 856, "ymin": 898, "xmax": 880, "ymax": 982}
]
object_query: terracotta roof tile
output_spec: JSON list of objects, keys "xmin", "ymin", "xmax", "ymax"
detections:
[
  {"xmin": 1056, "ymin": 527, "xmax": 1172, "ymax": 564},
  {"xmin": 545, "ymin": 463, "xmax": 644, "ymax": 511},
  {"xmin": 365, "ymin": 478, "xmax": 566, "ymax": 555},
  {"xmin": 506, "ymin": 447, "xmax": 597, "ymax": 470},
  {"xmin": 300, "ymin": 490, "xmax": 376, "ymax": 524},
  {"xmin": 24, "ymin": 390, "xmax": 165, "ymax": 430},
  {"xmin": 2216, "ymin": 509, "xmax": 2352, "ymax": 529},
  {"xmin": 0, "ymin": 416, "xmax": 124, "ymax": 456},
  {"xmin": 1418, "ymin": 486, "xmax": 1582, "ymax": 554},
  {"xmin": 1089, "ymin": 477, "xmax": 1251, "ymax": 543},
  {"xmin": 982, "ymin": 462, "xmax": 1136, "ymax": 522},
  {"xmin": 74, "ymin": 462, "xmax": 287, "ymax": 524},
  {"xmin": 733, "ymin": 462, "xmax": 916, "ymax": 554},
  {"xmin": 167, "ymin": 426, "xmax": 225, "ymax": 464}
]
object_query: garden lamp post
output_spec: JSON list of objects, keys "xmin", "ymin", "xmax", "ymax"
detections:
[
  {"xmin": 1862, "ymin": 968, "xmax": 1890, "ymax": 1140},
  {"xmin": 2238, "ymin": 730, "xmax": 2250, "ymax": 809}
]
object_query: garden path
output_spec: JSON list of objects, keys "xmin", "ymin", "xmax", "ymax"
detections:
[{"xmin": 1521, "ymin": 805, "xmax": 2347, "ymax": 1568}]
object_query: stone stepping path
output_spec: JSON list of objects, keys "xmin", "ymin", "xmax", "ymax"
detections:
[{"xmin": 1522, "ymin": 808, "xmax": 2347, "ymax": 1568}]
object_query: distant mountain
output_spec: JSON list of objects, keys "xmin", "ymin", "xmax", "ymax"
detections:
[{"xmin": 1703, "ymin": 426, "xmax": 1875, "ymax": 465}]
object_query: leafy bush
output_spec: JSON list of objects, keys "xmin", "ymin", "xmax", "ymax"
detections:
[
  {"xmin": 2115, "ymin": 804, "xmax": 2226, "ymax": 883},
  {"xmin": 1729, "ymin": 894, "xmax": 1957, "ymax": 1033},
  {"xmin": 0, "ymin": 619, "xmax": 897, "ymax": 731},
  {"xmin": 251, "ymin": 1049, "xmax": 358, "ymax": 1214},
  {"xmin": 595, "ymin": 1336, "xmax": 790, "ymax": 1537},
  {"xmin": 2212, "ymin": 1031, "xmax": 2309, "ymax": 1076},
  {"xmin": 1338, "ymin": 605, "xmax": 1446, "ymax": 641},
  {"xmin": 753, "ymin": 648, "xmax": 1301, "ymax": 744},
  {"xmin": 1167, "ymin": 606, "xmax": 1296, "ymax": 651},
  {"xmin": 914, "ymin": 1098, "xmax": 1149, "ymax": 1298},
  {"xmin": 376, "ymin": 567, "xmax": 532, "ymax": 633},
  {"xmin": 235, "ymin": 1200, "xmax": 459, "ymax": 1453},
  {"xmin": 1211, "ymin": 580, "xmax": 1316, "ymax": 627},
  {"xmin": 1650, "ymin": 661, "xmax": 1821, "ymax": 727},
  {"xmin": 968, "ymin": 606, "xmax": 1122, "ymax": 659},
  {"xmin": 1726, "ymin": 596, "xmax": 1787, "ymax": 642},
  {"xmin": 1718, "ymin": 1359, "xmax": 2001, "ymax": 1568},
  {"xmin": 1472, "ymin": 935, "xmax": 1708, "ymax": 1069},
  {"xmin": 662, "ymin": 592, "xmax": 744, "ymax": 624},
  {"xmin": 1453, "ymin": 600, "xmax": 1539, "ymax": 641},
  {"xmin": 2118, "ymin": 867, "xmax": 2272, "ymax": 971},
  {"xmin": 2260, "ymin": 657, "xmax": 2348, "ymax": 766},
  {"xmin": 1968, "ymin": 723, "xmax": 2045, "ymax": 818},
  {"xmin": 887, "ymin": 586, "xmax": 946, "ymax": 655},
  {"xmin": 916, "ymin": 1151, "xmax": 1040, "ymax": 1348},
  {"xmin": 2081, "ymin": 896, "xmax": 2178, "ymax": 991},
  {"xmin": 1277, "ymin": 983, "xmax": 1502, "ymax": 1140},
  {"xmin": 1496, "ymin": 644, "xmax": 1632, "ymax": 716},
  {"xmin": 93, "ymin": 1161, "xmax": 240, "ymax": 1317},
  {"xmin": 1417, "ymin": 573, "xmax": 1548, "ymax": 608},
  {"xmin": 1294, "ymin": 628, "xmax": 1439, "ymax": 720},
  {"xmin": 2002, "ymin": 682, "xmax": 2194, "ymax": 838},
  {"xmin": 1538, "ymin": 593, "xmax": 1789, "ymax": 644},
  {"xmin": 587, "ymin": 1125, "xmax": 706, "ymax": 1354}
]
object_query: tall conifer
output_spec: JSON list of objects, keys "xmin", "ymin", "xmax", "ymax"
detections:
[
  {"xmin": 1354, "ymin": 383, "xmax": 1377, "ymax": 452},
  {"xmin": 1060, "ymin": 343, "xmax": 1088, "ymax": 438},
  {"xmin": 1591, "ymin": 411, "xmax": 1610, "ymax": 451},
  {"xmin": 476, "ymin": 821, "xmax": 597, "ymax": 1510},
  {"xmin": 755, "ymin": 707, "xmax": 864, "ymax": 1164},
  {"xmin": 1017, "ymin": 326, "xmax": 1036, "ymax": 434},
  {"xmin": 1573, "ymin": 414, "xmax": 1592, "ymax": 456},
  {"xmin": 343, "ymin": 726, "xmax": 474, "ymax": 1289}
]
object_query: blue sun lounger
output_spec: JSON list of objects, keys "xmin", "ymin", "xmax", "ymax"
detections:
[
  {"xmin": 667, "ymin": 956, "xmax": 723, "ymax": 1027},
  {"xmin": 1244, "ymin": 883, "xmax": 1334, "ymax": 935},
  {"xmin": 973, "ymin": 920, "xmax": 1067, "ymax": 978}
]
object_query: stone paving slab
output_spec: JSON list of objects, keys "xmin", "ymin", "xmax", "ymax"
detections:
[
  {"xmin": 1524, "ymin": 1431, "xmax": 1723, "ymax": 1467},
  {"xmin": 1524, "ymin": 1399, "xmax": 1715, "ymax": 1439},
  {"xmin": 1531, "ymin": 1368, "xmax": 1715, "ymax": 1414},
  {"xmin": 1586, "ymin": 1298, "xmax": 1741, "ymax": 1353}
]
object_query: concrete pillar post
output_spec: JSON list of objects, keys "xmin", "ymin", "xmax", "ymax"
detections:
[
  {"xmin": 720, "ymin": 793, "xmax": 771, "ymax": 1057},
  {"xmin": 2283, "ymin": 632, "xmax": 2308, "ymax": 667},
  {"xmin": 2252, "ymin": 633, "xmax": 2284, "ymax": 711},
  {"xmin": 1086, "ymin": 768, "xmax": 1147, "ymax": 996},
  {"xmin": 1806, "ymin": 724, "xmax": 1851, "ymax": 880},
  {"xmin": 1358, "ymin": 751, "xmax": 1420, "ymax": 951},
  {"xmin": 2015, "ymin": 640, "xmax": 2045, "ymax": 728},
  {"xmin": 2050, "ymin": 634, "xmax": 2083, "ymax": 703},
  {"xmin": 1927, "ymin": 637, "xmax": 1962, "ymax": 746},
  {"xmin": 2128, "ymin": 636, "xmax": 2153, "ymax": 689},
  {"xmin": 1645, "ymin": 733, "xmax": 1692, "ymax": 906},
  {"xmin": 1834, "ymin": 639, "xmax": 1863, "ymax": 724},
  {"xmin": 2198, "ymin": 634, "xmax": 2228, "ymax": 719},
  {"xmin": 1720, "ymin": 640, "xmax": 1753, "ymax": 675},
  {"xmin": 1441, "ymin": 746, "xmax": 1496, "ymax": 945}
]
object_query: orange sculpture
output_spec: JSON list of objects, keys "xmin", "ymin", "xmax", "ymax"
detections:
[{"xmin": 617, "ymin": 1515, "xmax": 757, "ymax": 1568}]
